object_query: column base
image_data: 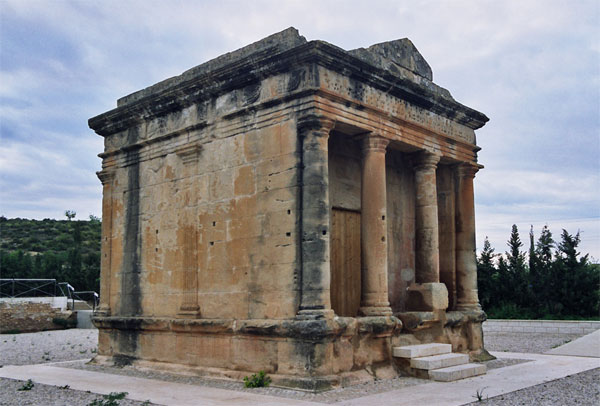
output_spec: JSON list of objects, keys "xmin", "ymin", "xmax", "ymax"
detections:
[
  {"xmin": 177, "ymin": 305, "xmax": 201, "ymax": 319},
  {"xmin": 455, "ymin": 302, "xmax": 482, "ymax": 311},
  {"xmin": 358, "ymin": 306, "xmax": 393, "ymax": 317},
  {"xmin": 296, "ymin": 309, "xmax": 335, "ymax": 320},
  {"xmin": 94, "ymin": 305, "xmax": 111, "ymax": 317},
  {"xmin": 406, "ymin": 283, "xmax": 449, "ymax": 312}
]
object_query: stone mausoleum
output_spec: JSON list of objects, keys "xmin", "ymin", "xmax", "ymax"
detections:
[{"xmin": 89, "ymin": 28, "xmax": 490, "ymax": 390}]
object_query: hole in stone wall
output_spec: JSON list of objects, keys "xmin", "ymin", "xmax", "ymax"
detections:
[
  {"xmin": 212, "ymin": 221, "xmax": 216, "ymax": 226},
  {"xmin": 381, "ymin": 236, "xmax": 385, "ymax": 242},
  {"xmin": 287, "ymin": 210, "xmax": 291, "ymax": 215},
  {"xmin": 382, "ymin": 215, "xmax": 385, "ymax": 220},
  {"xmin": 210, "ymin": 241, "xmax": 214, "ymax": 246},
  {"xmin": 322, "ymin": 230, "xmax": 327, "ymax": 235},
  {"xmin": 156, "ymin": 229, "xmax": 159, "ymax": 234},
  {"xmin": 155, "ymin": 248, "xmax": 158, "ymax": 252},
  {"xmin": 286, "ymin": 232, "xmax": 291, "ymax": 237}
]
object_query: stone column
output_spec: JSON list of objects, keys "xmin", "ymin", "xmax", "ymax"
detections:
[
  {"xmin": 177, "ymin": 144, "xmax": 201, "ymax": 318},
  {"xmin": 455, "ymin": 163, "xmax": 481, "ymax": 310},
  {"xmin": 359, "ymin": 136, "xmax": 392, "ymax": 316},
  {"xmin": 96, "ymin": 169, "xmax": 115, "ymax": 316},
  {"xmin": 406, "ymin": 151, "xmax": 448, "ymax": 312},
  {"xmin": 296, "ymin": 116, "xmax": 335, "ymax": 320}
]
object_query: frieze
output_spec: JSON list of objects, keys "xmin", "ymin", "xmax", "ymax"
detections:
[{"xmin": 319, "ymin": 67, "xmax": 475, "ymax": 144}]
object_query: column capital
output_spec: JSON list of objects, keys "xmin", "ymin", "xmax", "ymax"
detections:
[
  {"xmin": 456, "ymin": 163, "xmax": 480, "ymax": 179},
  {"xmin": 96, "ymin": 169, "xmax": 115, "ymax": 185},
  {"xmin": 176, "ymin": 143, "xmax": 202, "ymax": 165},
  {"xmin": 414, "ymin": 151, "xmax": 441, "ymax": 171},
  {"xmin": 297, "ymin": 114, "xmax": 336, "ymax": 137},
  {"xmin": 361, "ymin": 135, "xmax": 389, "ymax": 154}
]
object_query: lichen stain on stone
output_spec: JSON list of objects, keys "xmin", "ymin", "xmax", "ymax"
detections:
[{"xmin": 164, "ymin": 165, "xmax": 175, "ymax": 180}]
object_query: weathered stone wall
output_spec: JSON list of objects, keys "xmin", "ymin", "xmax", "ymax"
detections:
[
  {"xmin": 105, "ymin": 114, "xmax": 302, "ymax": 319},
  {"xmin": 196, "ymin": 120, "xmax": 301, "ymax": 319},
  {"xmin": 329, "ymin": 133, "xmax": 361, "ymax": 211},
  {"xmin": 0, "ymin": 300, "xmax": 76, "ymax": 333},
  {"xmin": 95, "ymin": 315, "xmax": 399, "ymax": 390}
]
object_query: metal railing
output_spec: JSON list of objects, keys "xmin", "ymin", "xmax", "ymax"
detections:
[
  {"xmin": 0, "ymin": 278, "xmax": 98, "ymax": 311},
  {"xmin": 72, "ymin": 290, "xmax": 99, "ymax": 311}
]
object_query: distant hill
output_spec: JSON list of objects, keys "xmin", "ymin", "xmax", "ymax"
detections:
[{"xmin": 0, "ymin": 216, "xmax": 101, "ymax": 294}]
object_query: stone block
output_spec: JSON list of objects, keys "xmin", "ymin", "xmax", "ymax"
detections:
[
  {"xmin": 257, "ymin": 186, "xmax": 297, "ymax": 213},
  {"xmin": 332, "ymin": 336, "xmax": 354, "ymax": 373},
  {"xmin": 248, "ymin": 289, "xmax": 297, "ymax": 319},
  {"xmin": 406, "ymin": 282, "xmax": 448, "ymax": 311},
  {"xmin": 199, "ymin": 292, "xmax": 248, "ymax": 319},
  {"xmin": 429, "ymin": 363, "xmax": 486, "ymax": 382},
  {"xmin": 228, "ymin": 195, "xmax": 258, "ymax": 219},
  {"xmin": 257, "ymin": 168, "xmax": 297, "ymax": 192},
  {"xmin": 411, "ymin": 352, "xmax": 468, "ymax": 370},
  {"xmin": 195, "ymin": 335, "xmax": 232, "ymax": 368},
  {"xmin": 393, "ymin": 343, "xmax": 451, "ymax": 358},
  {"xmin": 199, "ymin": 262, "xmax": 248, "ymax": 291},
  {"xmin": 226, "ymin": 238, "xmax": 253, "ymax": 268},
  {"xmin": 175, "ymin": 333, "xmax": 197, "ymax": 364},
  {"xmin": 255, "ymin": 153, "xmax": 298, "ymax": 177},
  {"xmin": 208, "ymin": 169, "xmax": 234, "ymax": 201},
  {"xmin": 232, "ymin": 337, "xmax": 278, "ymax": 373},
  {"xmin": 249, "ymin": 263, "xmax": 296, "ymax": 292},
  {"xmin": 353, "ymin": 335, "xmax": 391, "ymax": 368},
  {"xmin": 277, "ymin": 339, "xmax": 333, "ymax": 376},
  {"xmin": 233, "ymin": 165, "xmax": 256, "ymax": 196}
]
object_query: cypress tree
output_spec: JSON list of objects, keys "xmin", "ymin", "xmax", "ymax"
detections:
[
  {"xmin": 505, "ymin": 225, "xmax": 529, "ymax": 308},
  {"xmin": 477, "ymin": 236, "xmax": 497, "ymax": 310}
]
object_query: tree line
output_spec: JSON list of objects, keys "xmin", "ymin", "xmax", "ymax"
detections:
[
  {"xmin": 477, "ymin": 225, "xmax": 599, "ymax": 319},
  {"xmin": 0, "ymin": 213, "xmax": 101, "ymax": 295},
  {"xmin": 1, "ymin": 214, "xmax": 598, "ymax": 320}
]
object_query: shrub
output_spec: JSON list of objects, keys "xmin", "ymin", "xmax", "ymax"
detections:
[
  {"xmin": 17, "ymin": 379, "xmax": 34, "ymax": 391},
  {"xmin": 88, "ymin": 392, "xmax": 128, "ymax": 406},
  {"xmin": 243, "ymin": 371, "xmax": 272, "ymax": 388}
]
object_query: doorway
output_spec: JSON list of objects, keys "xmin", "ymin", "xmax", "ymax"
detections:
[{"xmin": 330, "ymin": 208, "xmax": 361, "ymax": 317}]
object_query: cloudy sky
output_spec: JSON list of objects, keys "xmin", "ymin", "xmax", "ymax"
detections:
[{"xmin": 1, "ymin": 0, "xmax": 598, "ymax": 258}]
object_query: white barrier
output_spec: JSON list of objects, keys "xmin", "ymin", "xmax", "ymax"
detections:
[
  {"xmin": 0, "ymin": 296, "xmax": 68, "ymax": 311},
  {"xmin": 483, "ymin": 319, "xmax": 600, "ymax": 335}
]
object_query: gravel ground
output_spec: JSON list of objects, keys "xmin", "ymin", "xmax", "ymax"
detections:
[
  {"xmin": 0, "ymin": 377, "xmax": 155, "ymax": 406},
  {"xmin": 463, "ymin": 367, "xmax": 600, "ymax": 406},
  {"xmin": 0, "ymin": 329, "xmax": 98, "ymax": 366},
  {"xmin": 483, "ymin": 332, "xmax": 582, "ymax": 354},
  {"xmin": 0, "ymin": 328, "xmax": 597, "ymax": 405}
]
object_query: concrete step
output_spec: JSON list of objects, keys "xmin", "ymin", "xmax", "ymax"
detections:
[
  {"xmin": 393, "ymin": 343, "xmax": 452, "ymax": 359},
  {"xmin": 429, "ymin": 363, "xmax": 487, "ymax": 382},
  {"xmin": 411, "ymin": 352, "xmax": 469, "ymax": 370}
]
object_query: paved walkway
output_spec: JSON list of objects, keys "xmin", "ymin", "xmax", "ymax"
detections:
[
  {"xmin": 1, "ymin": 330, "xmax": 598, "ymax": 405},
  {"xmin": 545, "ymin": 328, "xmax": 600, "ymax": 358}
]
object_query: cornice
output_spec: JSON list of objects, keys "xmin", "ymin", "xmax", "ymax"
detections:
[{"xmin": 89, "ymin": 40, "xmax": 489, "ymax": 137}]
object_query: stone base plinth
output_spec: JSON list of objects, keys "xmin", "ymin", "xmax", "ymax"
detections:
[
  {"xmin": 92, "ymin": 315, "xmax": 402, "ymax": 391},
  {"xmin": 406, "ymin": 283, "xmax": 449, "ymax": 312},
  {"xmin": 393, "ymin": 308, "xmax": 492, "ymax": 363}
]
